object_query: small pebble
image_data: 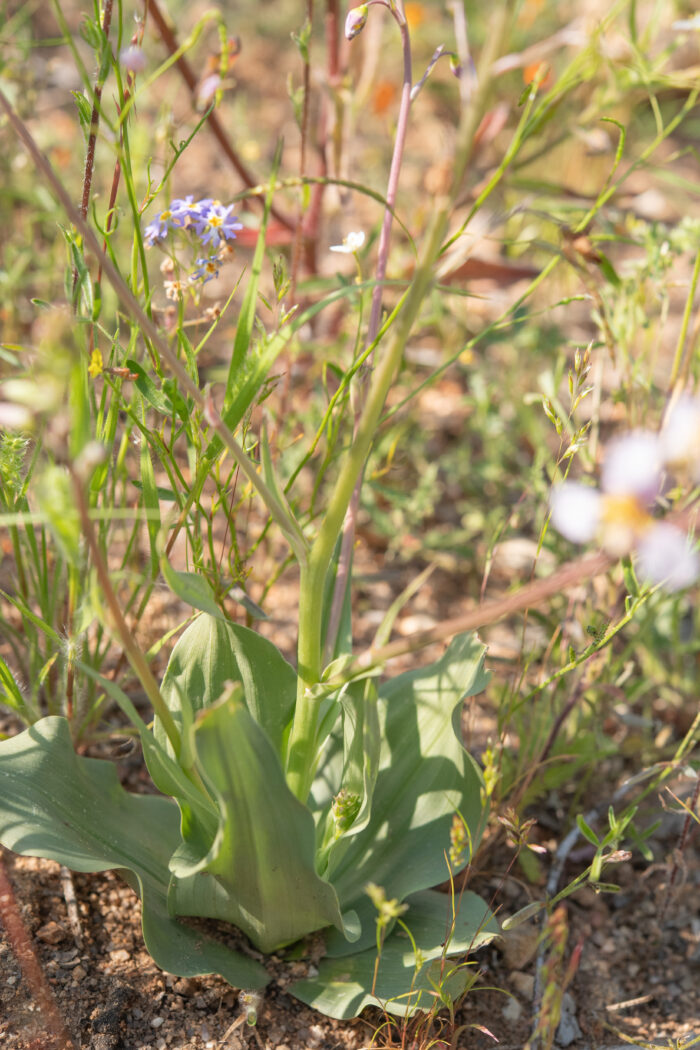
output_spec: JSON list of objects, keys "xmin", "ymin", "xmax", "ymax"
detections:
[
  {"xmin": 556, "ymin": 992, "xmax": 582, "ymax": 1047},
  {"xmin": 308, "ymin": 1025, "xmax": 325, "ymax": 1047},
  {"xmin": 150, "ymin": 1017, "xmax": 164, "ymax": 1029},
  {"xmin": 501, "ymin": 925, "xmax": 539, "ymax": 969},
  {"xmin": 502, "ymin": 997, "xmax": 523, "ymax": 1022},
  {"xmin": 511, "ymin": 971, "xmax": 535, "ymax": 999},
  {"xmin": 173, "ymin": 978, "xmax": 196, "ymax": 996},
  {"xmin": 35, "ymin": 921, "xmax": 66, "ymax": 945}
]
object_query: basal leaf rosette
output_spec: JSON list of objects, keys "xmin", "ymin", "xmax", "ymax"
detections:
[{"xmin": 292, "ymin": 632, "xmax": 499, "ymax": 1018}]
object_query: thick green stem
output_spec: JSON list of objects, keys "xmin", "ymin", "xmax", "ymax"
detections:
[
  {"xmin": 287, "ymin": 211, "xmax": 451, "ymax": 800},
  {"xmin": 285, "ymin": 0, "xmax": 515, "ymax": 802}
]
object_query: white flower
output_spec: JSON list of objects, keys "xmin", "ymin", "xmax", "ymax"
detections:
[
  {"xmin": 661, "ymin": 395, "xmax": 700, "ymax": 478},
  {"xmin": 673, "ymin": 14, "xmax": 700, "ymax": 31},
  {"xmin": 550, "ymin": 483, "xmax": 651, "ymax": 557},
  {"xmin": 330, "ymin": 231, "xmax": 365, "ymax": 254},
  {"xmin": 636, "ymin": 523, "xmax": 700, "ymax": 591},
  {"xmin": 550, "ymin": 425, "xmax": 699, "ymax": 593},
  {"xmin": 550, "ymin": 482, "xmax": 601, "ymax": 544},
  {"xmin": 601, "ymin": 430, "xmax": 662, "ymax": 500},
  {"xmin": 0, "ymin": 402, "xmax": 33, "ymax": 429}
]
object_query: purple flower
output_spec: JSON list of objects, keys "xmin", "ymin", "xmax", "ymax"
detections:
[
  {"xmin": 193, "ymin": 201, "xmax": 243, "ymax": 246},
  {"xmin": 144, "ymin": 208, "xmax": 178, "ymax": 245},
  {"xmin": 550, "ymin": 427, "xmax": 699, "ymax": 592},
  {"xmin": 191, "ymin": 255, "xmax": 222, "ymax": 283},
  {"xmin": 168, "ymin": 196, "xmax": 196, "ymax": 226},
  {"xmin": 600, "ymin": 430, "xmax": 662, "ymax": 502}
]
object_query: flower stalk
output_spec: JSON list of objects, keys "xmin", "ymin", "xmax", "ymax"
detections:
[{"xmin": 286, "ymin": 0, "xmax": 516, "ymax": 801}]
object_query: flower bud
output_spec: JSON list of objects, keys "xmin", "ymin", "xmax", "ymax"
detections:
[
  {"xmin": 345, "ymin": 4, "xmax": 368, "ymax": 41},
  {"xmin": 332, "ymin": 788, "xmax": 361, "ymax": 832}
]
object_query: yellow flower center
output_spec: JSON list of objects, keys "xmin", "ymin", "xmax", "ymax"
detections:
[
  {"xmin": 600, "ymin": 494, "xmax": 653, "ymax": 557},
  {"xmin": 601, "ymin": 494, "xmax": 652, "ymax": 532}
]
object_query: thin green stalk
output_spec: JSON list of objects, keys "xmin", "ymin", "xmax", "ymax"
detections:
[
  {"xmin": 69, "ymin": 468, "xmax": 182, "ymax": 757},
  {"xmin": 669, "ymin": 246, "xmax": 700, "ymax": 387}
]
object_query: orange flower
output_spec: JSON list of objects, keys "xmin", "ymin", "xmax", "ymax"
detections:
[
  {"xmin": 404, "ymin": 2, "xmax": 425, "ymax": 29},
  {"xmin": 372, "ymin": 79, "xmax": 398, "ymax": 115},
  {"xmin": 523, "ymin": 60, "xmax": 553, "ymax": 90}
]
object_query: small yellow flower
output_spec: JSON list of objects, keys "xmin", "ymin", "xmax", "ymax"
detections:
[{"xmin": 88, "ymin": 347, "xmax": 103, "ymax": 378}]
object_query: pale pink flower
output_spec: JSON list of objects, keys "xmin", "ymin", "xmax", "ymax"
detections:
[
  {"xmin": 661, "ymin": 395, "xmax": 700, "ymax": 479},
  {"xmin": 0, "ymin": 402, "xmax": 32, "ymax": 429},
  {"xmin": 636, "ymin": 523, "xmax": 699, "ymax": 591},
  {"xmin": 119, "ymin": 46, "xmax": 147, "ymax": 73}
]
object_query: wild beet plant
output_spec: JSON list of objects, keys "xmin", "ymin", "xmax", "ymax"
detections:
[
  {"xmin": 0, "ymin": 0, "xmax": 510, "ymax": 1019},
  {"xmin": 1, "ymin": 0, "xmax": 700, "ymax": 1029}
]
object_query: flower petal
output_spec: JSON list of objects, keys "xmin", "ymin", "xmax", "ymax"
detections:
[
  {"xmin": 636, "ymin": 523, "xmax": 700, "ymax": 592},
  {"xmin": 550, "ymin": 482, "xmax": 601, "ymax": 544},
  {"xmin": 330, "ymin": 231, "xmax": 365, "ymax": 254},
  {"xmin": 601, "ymin": 430, "xmax": 662, "ymax": 501},
  {"xmin": 661, "ymin": 395, "xmax": 700, "ymax": 475}
]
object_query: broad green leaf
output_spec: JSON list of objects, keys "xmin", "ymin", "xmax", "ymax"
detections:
[
  {"xmin": 325, "ymin": 633, "xmax": 490, "ymax": 907},
  {"xmin": 171, "ymin": 693, "xmax": 351, "ymax": 953},
  {"xmin": 157, "ymin": 614, "xmax": 296, "ymax": 759},
  {"xmin": 289, "ymin": 889, "xmax": 498, "ymax": 1018},
  {"xmin": 0, "ymin": 717, "xmax": 268, "ymax": 989},
  {"xmin": 74, "ymin": 658, "xmax": 219, "ymax": 878}
]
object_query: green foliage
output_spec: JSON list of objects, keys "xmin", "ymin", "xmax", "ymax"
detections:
[
  {"xmin": 1, "ymin": 0, "xmax": 700, "ymax": 1033},
  {"xmin": 0, "ymin": 622, "xmax": 494, "ymax": 1012}
]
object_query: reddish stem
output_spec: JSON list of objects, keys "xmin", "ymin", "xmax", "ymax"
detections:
[
  {"xmin": 290, "ymin": 0, "xmax": 315, "ymax": 299},
  {"xmin": 325, "ymin": 0, "xmax": 341, "ymax": 83},
  {"xmin": 145, "ymin": 0, "xmax": 294, "ymax": 230},
  {"xmin": 325, "ymin": 9, "xmax": 413, "ymax": 656},
  {"xmin": 79, "ymin": 0, "xmax": 114, "ymax": 221},
  {"xmin": 0, "ymin": 851, "xmax": 77, "ymax": 1050},
  {"xmin": 72, "ymin": 0, "xmax": 114, "ymax": 298}
]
